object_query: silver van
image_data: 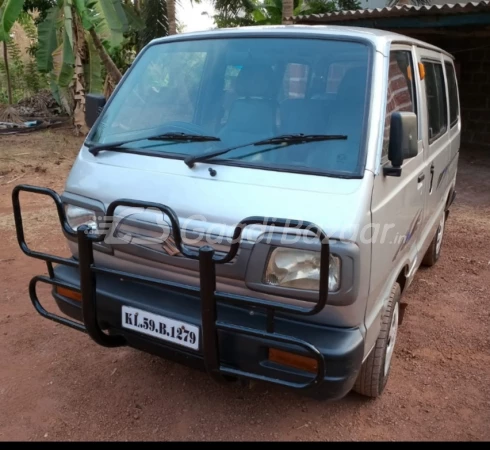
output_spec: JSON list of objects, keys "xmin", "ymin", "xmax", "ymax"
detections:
[{"xmin": 12, "ymin": 25, "xmax": 460, "ymax": 401}]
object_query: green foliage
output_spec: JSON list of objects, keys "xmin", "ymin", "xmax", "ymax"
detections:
[
  {"xmin": 35, "ymin": 0, "xmax": 137, "ymax": 95},
  {"xmin": 84, "ymin": 29, "xmax": 103, "ymax": 93},
  {"xmin": 213, "ymin": 0, "xmax": 361, "ymax": 27},
  {"xmin": 86, "ymin": 0, "xmax": 128, "ymax": 48},
  {"xmin": 23, "ymin": 0, "xmax": 56, "ymax": 23},
  {"xmin": 35, "ymin": 4, "xmax": 56, "ymax": 72},
  {"xmin": 338, "ymin": 0, "xmax": 361, "ymax": 10},
  {"xmin": 51, "ymin": 2, "xmax": 75, "ymax": 88},
  {"xmin": 211, "ymin": 0, "xmax": 256, "ymax": 28},
  {"xmin": 0, "ymin": 4, "xmax": 48, "ymax": 104},
  {"xmin": 138, "ymin": 0, "xmax": 168, "ymax": 50},
  {"xmin": 0, "ymin": 0, "xmax": 25, "ymax": 41},
  {"xmin": 0, "ymin": 36, "xmax": 48, "ymax": 103}
]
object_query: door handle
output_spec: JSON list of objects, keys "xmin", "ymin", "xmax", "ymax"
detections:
[
  {"xmin": 429, "ymin": 163, "xmax": 435, "ymax": 192},
  {"xmin": 418, "ymin": 173, "xmax": 425, "ymax": 183}
]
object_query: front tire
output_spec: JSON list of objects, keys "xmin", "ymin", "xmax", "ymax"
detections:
[{"xmin": 353, "ymin": 282, "xmax": 401, "ymax": 398}]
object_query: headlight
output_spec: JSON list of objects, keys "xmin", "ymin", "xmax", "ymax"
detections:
[
  {"xmin": 264, "ymin": 248, "xmax": 341, "ymax": 292},
  {"xmin": 64, "ymin": 204, "xmax": 97, "ymax": 232}
]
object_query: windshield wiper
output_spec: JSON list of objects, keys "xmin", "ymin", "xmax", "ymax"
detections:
[
  {"xmin": 184, "ymin": 134, "xmax": 347, "ymax": 168},
  {"xmin": 88, "ymin": 132, "xmax": 220, "ymax": 156}
]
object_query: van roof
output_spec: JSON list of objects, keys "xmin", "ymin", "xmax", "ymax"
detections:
[{"xmin": 150, "ymin": 25, "xmax": 454, "ymax": 59}]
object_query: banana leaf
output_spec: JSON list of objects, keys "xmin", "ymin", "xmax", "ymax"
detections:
[
  {"xmin": 74, "ymin": 0, "xmax": 92, "ymax": 29},
  {"xmin": 52, "ymin": 34, "xmax": 75, "ymax": 88},
  {"xmin": 86, "ymin": 0, "xmax": 126, "ymax": 48},
  {"xmin": 121, "ymin": 1, "xmax": 144, "ymax": 31},
  {"xmin": 84, "ymin": 30, "xmax": 103, "ymax": 94},
  {"xmin": 36, "ymin": 6, "xmax": 58, "ymax": 72},
  {"xmin": 0, "ymin": 0, "xmax": 25, "ymax": 41},
  {"xmin": 63, "ymin": 2, "xmax": 74, "ymax": 50}
]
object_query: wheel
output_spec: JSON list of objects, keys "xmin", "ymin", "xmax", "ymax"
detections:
[
  {"xmin": 353, "ymin": 282, "xmax": 401, "ymax": 398},
  {"xmin": 422, "ymin": 211, "xmax": 446, "ymax": 267}
]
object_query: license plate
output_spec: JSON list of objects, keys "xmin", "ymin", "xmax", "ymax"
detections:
[{"xmin": 121, "ymin": 306, "xmax": 199, "ymax": 350}]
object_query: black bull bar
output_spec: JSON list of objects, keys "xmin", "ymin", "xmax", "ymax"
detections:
[{"xmin": 12, "ymin": 184, "xmax": 331, "ymax": 390}]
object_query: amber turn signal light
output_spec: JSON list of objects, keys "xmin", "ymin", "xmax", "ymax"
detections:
[
  {"xmin": 268, "ymin": 348, "xmax": 318, "ymax": 373},
  {"xmin": 418, "ymin": 62, "xmax": 426, "ymax": 80},
  {"xmin": 55, "ymin": 286, "xmax": 82, "ymax": 302}
]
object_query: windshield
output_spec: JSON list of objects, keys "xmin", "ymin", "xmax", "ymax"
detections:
[{"xmin": 88, "ymin": 36, "xmax": 371, "ymax": 176}]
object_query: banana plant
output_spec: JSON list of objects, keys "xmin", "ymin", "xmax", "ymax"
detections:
[
  {"xmin": 35, "ymin": 0, "xmax": 140, "ymax": 131},
  {"xmin": 36, "ymin": 0, "xmax": 129, "ymax": 90},
  {"xmin": 0, "ymin": 0, "xmax": 25, "ymax": 106}
]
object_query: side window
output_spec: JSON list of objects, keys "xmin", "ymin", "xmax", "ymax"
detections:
[
  {"xmin": 282, "ymin": 63, "xmax": 310, "ymax": 99},
  {"xmin": 423, "ymin": 61, "xmax": 448, "ymax": 143},
  {"xmin": 382, "ymin": 50, "xmax": 417, "ymax": 159},
  {"xmin": 444, "ymin": 61, "xmax": 459, "ymax": 127}
]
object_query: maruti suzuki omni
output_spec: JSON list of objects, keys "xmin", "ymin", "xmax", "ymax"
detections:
[{"xmin": 12, "ymin": 25, "xmax": 460, "ymax": 400}]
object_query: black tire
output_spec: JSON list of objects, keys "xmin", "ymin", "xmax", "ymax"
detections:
[
  {"xmin": 353, "ymin": 282, "xmax": 401, "ymax": 398},
  {"xmin": 422, "ymin": 211, "xmax": 446, "ymax": 267}
]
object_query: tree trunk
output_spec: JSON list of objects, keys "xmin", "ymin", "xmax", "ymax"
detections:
[
  {"xmin": 2, "ymin": 41, "xmax": 13, "ymax": 105},
  {"xmin": 73, "ymin": 15, "xmax": 88, "ymax": 134},
  {"xmin": 168, "ymin": 0, "xmax": 177, "ymax": 35},
  {"xmin": 89, "ymin": 28, "xmax": 122, "ymax": 85},
  {"xmin": 282, "ymin": 0, "xmax": 294, "ymax": 25}
]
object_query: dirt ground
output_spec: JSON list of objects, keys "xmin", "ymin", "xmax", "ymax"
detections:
[{"xmin": 0, "ymin": 129, "xmax": 489, "ymax": 441}]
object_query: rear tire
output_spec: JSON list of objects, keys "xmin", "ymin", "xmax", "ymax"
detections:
[
  {"xmin": 422, "ymin": 211, "xmax": 446, "ymax": 267},
  {"xmin": 353, "ymin": 282, "xmax": 401, "ymax": 398}
]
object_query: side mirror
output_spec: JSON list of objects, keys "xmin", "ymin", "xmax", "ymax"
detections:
[
  {"xmin": 384, "ymin": 111, "xmax": 418, "ymax": 177},
  {"xmin": 85, "ymin": 94, "xmax": 107, "ymax": 128}
]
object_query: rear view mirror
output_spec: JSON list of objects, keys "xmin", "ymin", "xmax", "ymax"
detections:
[
  {"xmin": 384, "ymin": 112, "xmax": 418, "ymax": 176},
  {"xmin": 85, "ymin": 94, "xmax": 106, "ymax": 128}
]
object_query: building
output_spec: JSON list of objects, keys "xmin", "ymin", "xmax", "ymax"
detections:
[{"xmin": 293, "ymin": 1, "xmax": 490, "ymax": 151}]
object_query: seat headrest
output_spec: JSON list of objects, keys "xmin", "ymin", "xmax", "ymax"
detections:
[
  {"xmin": 336, "ymin": 66, "xmax": 368, "ymax": 101},
  {"xmin": 235, "ymin": 64, "xmax": 275, "ymax": 98}
]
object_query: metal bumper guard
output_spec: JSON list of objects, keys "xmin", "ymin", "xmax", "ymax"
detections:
[{"xmin": 12, "ymin": 184, "xmax": 333, "ymax": 391}]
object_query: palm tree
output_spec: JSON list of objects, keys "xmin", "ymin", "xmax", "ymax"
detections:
[
  {"xmin": 138, "ymin": 0, "xmax": 168, "ymax": 49},
  {"xmin": 282, "ymin": 0, "xmax": 293, "ymax": 23},
  {"xmin": 168, "ymin": 0, "xmax": 177, "ymax": 34}
]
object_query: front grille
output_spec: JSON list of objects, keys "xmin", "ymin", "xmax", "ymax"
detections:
[{"xmin": 113, "ymin": 220, "xmax": 234, "ymax": 259}]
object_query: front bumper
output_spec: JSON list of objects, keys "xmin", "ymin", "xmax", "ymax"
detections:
[
  {"xmin": 52, "ymin": 264, "xmax": 364, "ymax": 400},
  {"xmin": 12, "ymin": 184, "xmax": 364, "ymax": 401}
]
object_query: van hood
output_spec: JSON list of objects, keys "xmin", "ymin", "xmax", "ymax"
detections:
[{"xmin": 64, "ymin": 147, "xmax": 374, "ymax": 242}]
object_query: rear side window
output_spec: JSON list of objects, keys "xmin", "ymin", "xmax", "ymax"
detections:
[
  {"xmin": 382, "ymin": 50, "xmax": 417, "ymax": 158},
  {"xmin": 423, "ymin": 61, "xmax": 448, "ymax": 143},
  {"xmin": 444, "ymin": 62, "xmax": 459, "ymax": 127}
]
